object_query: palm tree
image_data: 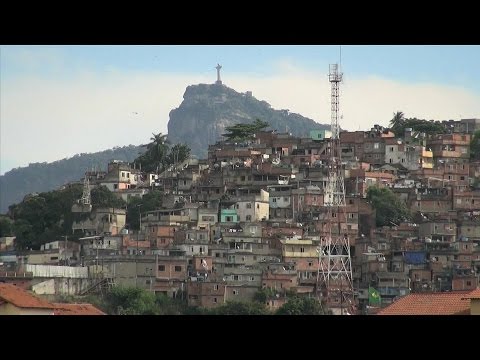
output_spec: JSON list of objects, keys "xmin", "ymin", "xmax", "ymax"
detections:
[
  {"xmin": 146, "ymin": 132, "xmax": 169, "ymax": 173},
  {"xmin": 390, "ymin": 111, "xmax": 405, "ymax": 129}
]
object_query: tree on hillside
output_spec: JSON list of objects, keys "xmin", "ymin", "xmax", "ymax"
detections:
[
  {"xmin": 126, "ymin": 190, "xmax": 163, "ymax": 230},
  {"xmin": 91, "ymin": 185, "xmax": 126, "ymax": 209},
  {"xmin": 0, "ymin": 216, "xmax": 14, "ymax": 237},
  {"xmin": 207, "ymin": 300, "xmax": 270, "ymax": 315},
  {"xmin": 135, "ymin": 132, "xmax": 170, "ymax": 173},
  {"xmin": 222, "ymin": 119, "xmax": 270, "ymax": 142},
  {"xmin": 134, "ymin": 134, "xmax": 192, "ymax": 174},
  {"xmin": 389, "ymin": 111, "xmax": 405, "ymax": 136},
  {"xmin": 164, "ymin": 143, "xmax": 191, "ymax": 168},
  {"xmin": 366, "ymin": 186, "xmax": 411, "ymax": 227},
  {"xmin": 389, "ymin": 112, "xmax": 445, "ymax": 138},
  {"xmin": 275, "ymin": 296, "xmax": 327, "ymax": 315},
  {"xmin": 104, "ymin": 286, "xmax": 159, "ymax": 315},
  {"xmin": 470, "ymin": 130, "xmax": 480, "ymax": 160},
  {"xmin": 8, "ymin": 184, "xmax": 84, "ymax": 250}
]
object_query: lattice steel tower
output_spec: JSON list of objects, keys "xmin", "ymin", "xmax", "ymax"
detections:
[{"xmin": 317, "ymin": 63, "xmax": 355, "ymax": 315}]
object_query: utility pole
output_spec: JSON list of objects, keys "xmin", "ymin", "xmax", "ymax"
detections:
[
  {"xmin": 64, "ymin": 235, "xmax": 68, "ymax": 265},
  {"xmin": 136, "ymin": 204, "xmax": 143, "ymax": 288}
]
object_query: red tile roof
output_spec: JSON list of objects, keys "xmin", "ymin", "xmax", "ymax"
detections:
[
  {"xmin": 52, "ymin": 303, "xmax": 106, "ymax": 315},
  {"xmin": 462, "ymin": 288, "xmax": 480, "ymax": 300},
  {"xmin": 377, "ymin": 291, "xmax": 472, "ymax": 315},
  {"xmin": 0, "ymin": 283, "xmax": 54, "ymax": 309}
]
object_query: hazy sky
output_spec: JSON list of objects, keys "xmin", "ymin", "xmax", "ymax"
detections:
[{"xmin": 1, "ymin": 45, "xmax": 479, "ymax": 175}]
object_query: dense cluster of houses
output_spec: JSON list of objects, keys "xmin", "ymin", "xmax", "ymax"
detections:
[{"xmin": 1, "ymin": 117, "xmax": 480, "ymax": 314}]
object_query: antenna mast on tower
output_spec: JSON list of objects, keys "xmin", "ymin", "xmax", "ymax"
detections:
[
  {"xmin": 317, "ymin": 63, "xmax": 355, "ymax": 315},
  {"xmin": 81, "ymin": 175, "xmax": 91, "ymax": 206}
]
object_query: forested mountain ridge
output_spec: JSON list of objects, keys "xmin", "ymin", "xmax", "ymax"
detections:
[{"xmin": 0, "ymin": 145, "xmax": 145, "ymax": 213}]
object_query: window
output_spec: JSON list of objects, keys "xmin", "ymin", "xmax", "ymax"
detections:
[
  {"xmin": 174, "ymin": 266, "xmax": 182, "ymax": 272},
  {"xmin": 460, "ymin": 176, "xmax": 465, "ymax": 181},
  {"xmin": 257, "ymin": 204, "xmax": 260, "ymax": 209},
  {"xmin": 349, "ymin": 199, "xmax": 354, "ymax": 204},
  {"xmin": 158, "ymin": 265, "xmax": 165, "ymax": 271},
  {"xmin": 127, "ymin": 173, "xmax": 130, "ymax": 178},
  {"xmin": 272, "ymin": 198, "xmax": 277, "ymax": 203},
  {"xmin": 246, "ymin": 203, "xmax": 252, "ymax": 209},
  {"xmin": 246, "ymin": 215, "xmax": 252, "ymax": 221},
  {"xmin": 114, "ymin": 184, "xmax": 118, "ymax": 190},
  {"xmin": 214, "ymin": 284, "xmax": 219, "ymax": 290},
  {"xmin": 183, "ymin": 180, "xmax": 187, "ymax": 185},
  {"xmin": 215, "ymin": 252, "xmax": 220, "ymax": 258},
  {"xmin": 308, "ymin": 262, "xmax": 312, "ymax": 267},
  {"xmin": 467, "ymin": 281, "xmax": 472, "ymax": 286},
  {"xmin": 213, "ymin": 298, "xmax": 217, "ymax": 303},
  {"xmin": 390, "ymin": 147, "xmax": 394, "ymax": 152},
  {"xmin": 121, "ymin": 172, "xmax": 125, "ymax": 177},
  {"xmin": 233, "ymin": 290, "xmax": 239, "ymax": 295},
  {"xmin": 374, "ymin": 143, "xmax": 379, "ymax": 149},
  {"xmin": 249, "ymin": 276, "xmax": 255, "ymax": 281},
  {"xmin": 284, "ymin": 197, "xmax": 289, "ymax": 202},
  {"xmin": 233, "ymin": 275, "xmax": 239, "ymax": 281},
  {"xmin": 300, "ymin": 247, "xmax": 305, "ymax": 253}
]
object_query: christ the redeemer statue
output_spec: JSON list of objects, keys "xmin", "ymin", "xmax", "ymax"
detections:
[{"xmin": 215, "ymin": 64, "xmax": 222, "ymax": 85}]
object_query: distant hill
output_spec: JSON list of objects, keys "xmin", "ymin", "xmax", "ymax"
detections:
[
  {"xmin": 167, "ymin": 83, "xmax": 330, "ymax": 158},
  {"xmin": 1, "ymin": 83, "xmax": 330, "ymax": 213},
  {"xmin": 0, "ymin": 145, "xmax": 145, "ymax": 213}
]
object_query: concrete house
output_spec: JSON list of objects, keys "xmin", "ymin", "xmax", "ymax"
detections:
[{"xmin": 0, "ymin": 283, "xmax": 54, "ymax": 315}]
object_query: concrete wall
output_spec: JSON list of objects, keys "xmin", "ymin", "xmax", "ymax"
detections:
[
  {"xmin": 31, "ymin": 277, "xmax": 94, "ymax": 296},
  {"xmin": 471, "ymin": 299, "xmax": 480, "ymax": 315},
  {"xmin": 25, "ymin": 264, "xmax": 88, "ymax": 278},
  {"xmin": 32, "ymin": 279, "xmax": 55, "ymax": 295}
]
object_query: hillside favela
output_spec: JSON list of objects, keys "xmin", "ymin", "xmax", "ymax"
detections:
[{"xmin": 1, "ymin": 47, "xmax": 480, "ymax": 315}]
